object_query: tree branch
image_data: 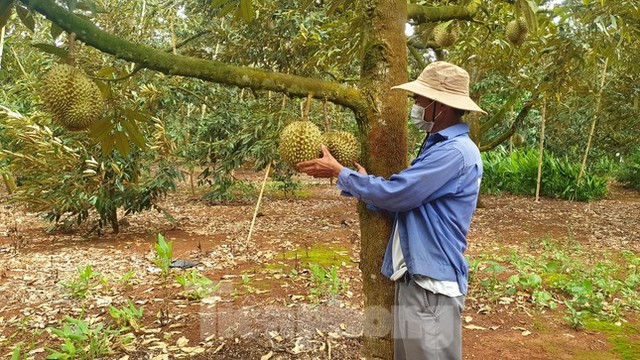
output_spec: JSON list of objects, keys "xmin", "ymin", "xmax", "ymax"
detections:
[
  {"xmin": 407, "ymin": 0, "xmax": 482, "ymax": 24},
  {"xmin": 480, "ymin": 93, "xmax": 520, "ymax": 133},
  {"xmin": 20, "ymin": 0, "xmax": 366, "ymax": 113},
  {"xmin": 94, "ymin": 30, "xmax": 214, "ymax": 82},
  {"xmin": 408, "ymin": 43, "xmax": 427, "ymax": 70},
  {"xmin": 407, "ymin": 36, "xmax": 438, "ymax": 50},
  {"xmin": 479, "ymin": 100, "xmax": 534, "ymax": 151}
]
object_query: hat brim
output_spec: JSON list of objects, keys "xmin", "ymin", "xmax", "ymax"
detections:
[{"xmin": 392, "ymin": 81, "xmax": 487, "ymax": 115}]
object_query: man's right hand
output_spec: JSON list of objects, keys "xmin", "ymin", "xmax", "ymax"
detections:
[{"xmin": 297, "ymin": 145, "xmax": 344, "ymax": 178}]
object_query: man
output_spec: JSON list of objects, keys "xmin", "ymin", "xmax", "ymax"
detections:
[{"xmin": 297, "ymin": 61, "xmax": 486, "ymax": 359}]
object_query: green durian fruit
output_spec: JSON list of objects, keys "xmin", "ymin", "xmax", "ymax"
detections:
[
  {"xmin": 322, "ymin": 131, "xmax": 360, "ymax": 166},
  {"xmin": 279, "ymin": 121, "xmax": 323, "ymax": 169},
  {"xmin": 512, "ymin": 133, "xmax": 525, "ymax": 147},
  {"xmin": 506, "ymin": 17, "xmax": 529, "ymax": 46},
  {"xmin": 41, "ymin": 64, "xmax": 104, "ymax": 131},
  {"xmin": 433, "ymin": 23, "xmax": 458, "ymax": 48}
]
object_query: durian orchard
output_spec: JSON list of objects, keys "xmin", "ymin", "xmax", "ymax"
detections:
[{"xmin": 1, "ymin": 1, "xmax": 638, "ymax": 359}]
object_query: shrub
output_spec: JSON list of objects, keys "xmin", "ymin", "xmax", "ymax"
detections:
[
  {"xmin": 481, "ymin": 147, "xmax": 608, "ymax": 201},
  {"xmin": 0, "ymin": 109, "xmax": 181, "ymax": 233},
  {"xmin": 617, "ymin": 148, "xmax": 640, "ymax": 190}
]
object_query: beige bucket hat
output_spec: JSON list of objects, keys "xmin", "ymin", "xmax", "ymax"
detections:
[{"xmin": 392, "ymin": 61, "xmax": 487, "ymax": 115}]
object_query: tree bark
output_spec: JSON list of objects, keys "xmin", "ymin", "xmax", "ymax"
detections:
[
  {"xmin": 357, "ymin": 0, "xmax": 408, "ymax": 358},
  {"xmin": 578, "ymin": 57, "xmax": 608, "ymax": 185},
  {"xmin": 536, "ymin": 97, "xmax": 546, "ymax": 202}
]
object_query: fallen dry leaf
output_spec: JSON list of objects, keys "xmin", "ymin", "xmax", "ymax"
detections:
[
  {"xmin": 463, "ymin": 324, "xmax": 487, "ymax": 330},
  {"xmin": 176, "ymin": 336, "xmax": 189, "ymax": 347}
]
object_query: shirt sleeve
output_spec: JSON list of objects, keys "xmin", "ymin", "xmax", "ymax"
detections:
[{"xmin": 336, "ymin": 146, "xmax": 463, "ymax": 212}]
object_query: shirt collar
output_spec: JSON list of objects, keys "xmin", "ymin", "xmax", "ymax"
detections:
[{"xmin": 433, "ymin": 122, "xmax": 469, "ymax": 140}]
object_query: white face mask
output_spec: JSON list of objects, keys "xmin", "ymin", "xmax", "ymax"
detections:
[{"xmin": 409, "ymin": 104, "xmax": 442, "ymax": 132}]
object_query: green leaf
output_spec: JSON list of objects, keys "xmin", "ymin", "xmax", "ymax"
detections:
[
  {"xmin": 94, "ymin": 66, "xmax": 116, "ymax": 78},
  {"xmin": 15, "ymin": 4, "xmax": 34, "ymax": 32},
  {"xmin": 45, "ymin": 350, "xmax": 68, "ymax": 360},
  {"xmin": 93, "ymin": 79, "xmax": 110, "ymax": 98},
  {"xmin": 122, "ymin": 108, "xmax": 149, "ymax": 123},
  {"xmin": 11, "ymin": 343, "xmax": 21, "ymax": 360},
  {"xmin": 50, "ymin": 22, "xmax": 63, "ymax": 39},
  {"xmin": 49, "ymin": 327, "xmax": 68, "ymax": 338},
  {"xmin": 209, "ymin": 0, "xmax": 229, "ymax": 9},
  {"xmin": 0, "ymin": 0, "xmax": 13, "ymax": 29},
  {"xmin": 216, "ymin": 1, "xmax": 236, "ymax": 17},
  {"xmin": 114, "ymin": 130, "xmax": 131, "ymax": 157},
  {"xmin": 101, "ymin": 136, "xmax": 115, "ymax": 157},
  {"xmin": 238, "ymin": 0, "xmax": 254, "ymax": 21},
  {"xmin": 300, "ymin": 0, "xmax": 315, "ymax": 11},
  {"xmin": 63, "ymin": 338, "xmax": 76, "ymax": 353},
  {"xmin": 121, "ymin": 118, "xmax": 147, "ymax": 149},
  {"xmin": 88, "ymin": 117, "xmax": 114, "ymax": 142},
  {"xmin": 209, "ymin": 0, "xmax": 237, "ymax": 17},
  {"xmin": 31, "ymin": 43, "xmax": 69, "ymax": 60}
]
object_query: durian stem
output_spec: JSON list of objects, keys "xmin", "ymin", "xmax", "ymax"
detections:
[
  {"xmin": 138, "ymin": 0, "xmax": 146, "ymax": 37},
  {"xmin": 246, "ymin": 161, "xmax": 271, "ymax": 246},
  {"xmin": 67, "ymin": 32, "xmax": 76, "ymax": 66},
  {"xmin": 324, "ymin": 98, "xmax": 332, "ymax": 186},
  {"xmin": 323, "ymin": 98, "xmax": 330, "ymax": 132},
  {"xmin": 170, "ymin": 14, "xmax": 177, "ymax": 55},
  {"xmin": 302, "ymin": 93, "xmax": 313, "ymax": 121},
  {"xmin": 215, "ymin": 18, "xmax": 224, "ymax": 58}
]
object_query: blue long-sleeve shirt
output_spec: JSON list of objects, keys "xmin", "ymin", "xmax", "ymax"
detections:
[{"xmin": 336, "ymin": 123, "xmax": 482, "ymax": 295}]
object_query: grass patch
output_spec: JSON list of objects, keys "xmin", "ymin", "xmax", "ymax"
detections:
[
  {"xmin": 283, "ymin": 244, "xmax": 350, "ymax": 267},
  {"xmin": 266, "ymin": 243, "xmax": 350, "ymax": 272},
  {"xmin": 585, "ymin": 319, "xmax": 640, "ymax": 360}
]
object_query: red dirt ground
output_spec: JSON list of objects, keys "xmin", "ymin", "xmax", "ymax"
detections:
[{"xmin": 0, "ymin": 173, "xmax": 638, "ymax": 359}]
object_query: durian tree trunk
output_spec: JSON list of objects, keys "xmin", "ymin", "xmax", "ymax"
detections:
[
  {"xmin": 109, "ymin": 207, "xmax": 119, "ymax": 233},
  {"xmin": 577, "ymin": 57, "xmax": 608, "ymax": 185},
  {"xmin": 355, "ymin": 1, "xmax": 408, "ymax": 357},
  {"xmin": 535, "ymin": 96, "xmax": 546, "ymax": 202},
  {"xmin": 107, "ymin": 186, "xmax": 119, "ymax": 233}
]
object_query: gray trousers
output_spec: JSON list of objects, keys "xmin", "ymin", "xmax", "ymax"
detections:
[{"xmin": 394, "ymin": 278, "xmax": 465, "ymax": 360}]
